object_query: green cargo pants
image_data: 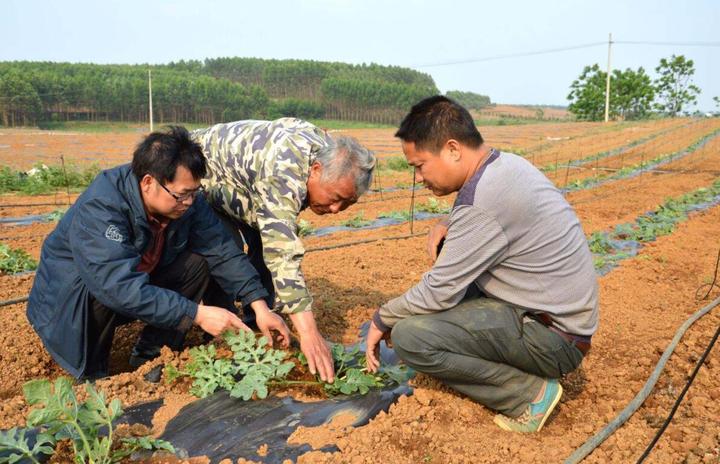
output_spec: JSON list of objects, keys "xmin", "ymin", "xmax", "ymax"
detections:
[{"xmin": 390, "ymin": 296, "xmax": 585, "ymax": 418}]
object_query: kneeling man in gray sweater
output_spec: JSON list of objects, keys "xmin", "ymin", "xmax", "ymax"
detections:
[{"xmin": 365, "ymin": 95, "xmax": 599, "ymax": 433}]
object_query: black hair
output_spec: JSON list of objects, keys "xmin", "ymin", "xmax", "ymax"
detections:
[
  {"xmin": 131, "ymin": 126, "xmax": 207, "ymax": 184},
  {"xmin": 395, "ymin": 95, "xmax": 483, "ymax": 153}
]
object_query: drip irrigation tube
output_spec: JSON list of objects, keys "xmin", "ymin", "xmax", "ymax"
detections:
[
  {"xmin": 0, "ymin": 202, "xmax": 72, "ymax": 208},
  {"xmin": 564, "ymin": 295, "xmax": 720, "ymax": 464},
  {"xmin": 0, "ymin": 296, "xmax": 29, "ymax": 307},
  {"xmin": 306, "ymin": 232, "xmax": 426, "ymax": 253},
  {"xmin": 636, "ymin": 321, "xmax": 720, "ymax": 463}
]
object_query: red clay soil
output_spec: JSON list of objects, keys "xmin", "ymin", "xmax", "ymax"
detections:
[
  {"xmin": 2, "ymin": 123, "xmax": 720, "ymax": 462},
  {"xmin": 525, "ymin": 118, "xmax": 689, "ymax": 169},
  {"xmin": 560, "ymin": 120, "xmax": 720, "ymax": 185},
  {"xmin": 1, "ymin": 202, "xmax": 718, "ymax": 462}
]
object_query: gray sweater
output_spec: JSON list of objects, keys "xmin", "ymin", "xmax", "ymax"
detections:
[{"xmin": 377, "ymin": 150, "xmax": 599, "ymax": 336}]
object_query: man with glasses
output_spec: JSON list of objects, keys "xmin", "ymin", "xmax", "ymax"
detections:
[
  {"xmin": 27, "ymin": 126, "xmax": 290, "ymax": 380},
  {"xmin": 192, "ymin": 118, "xmax": 376, "ymax": 383}
]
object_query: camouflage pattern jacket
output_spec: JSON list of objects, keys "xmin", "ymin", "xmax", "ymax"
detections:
[{"xmin": 192, "ymin": 118, "xmax": 329, "ymax": 314}]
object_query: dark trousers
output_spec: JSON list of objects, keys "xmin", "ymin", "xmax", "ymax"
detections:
[
  {"xmin": 203, "ymin": 207, "xmax": 276, "ymax": 316},
  {"xmin": 390, "ymin": 296, "xmax": 585, "ymax": 418},
  {"xmin": 85, "ymin": 251, "xmax": 210, "ymax": 378}
]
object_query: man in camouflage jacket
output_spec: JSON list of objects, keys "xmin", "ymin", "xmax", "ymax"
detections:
[{"xmin": 192, "ymin": 118, "xmax": 375, "ymax": 382}]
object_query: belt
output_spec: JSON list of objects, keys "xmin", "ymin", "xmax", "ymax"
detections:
[{"xmin": 530, "ymin": 312, "xmax": 592, "ymax": 356}]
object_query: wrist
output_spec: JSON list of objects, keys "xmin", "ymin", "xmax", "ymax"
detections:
[
  {"xmin": 372, "ymin": 310, "xmax": 391, "ymax": 333},
  {"xmin": 194, "ymin": 304, "xmax": 206, "ymax": 324},
  {"xmin": 289, "ymin": 311, "xmax": 318, "ymax": 336},
  {"xmin": 249, "ymin": 299, "xmax": 271, "ymax": 315}
]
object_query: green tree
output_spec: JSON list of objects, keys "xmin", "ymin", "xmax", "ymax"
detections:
[
  {"xmin": 445, "ymin": 90, "xmax": 491, "ymax": 110},
  {"xmin": 613, "ymin": 67, "xmax": 655, "ymax": 120},
  {"xmin": 567, "ymin": 64, "xmax": 608, "ymax": 121},
  {"xmin": 567, "ymin": 64, "xmax": 655, "ymax": 121},
  {"xmin": 0, "ymin": 70, "xmax": 42, "ymax": 126},
  {"xmin": 654, "ymin": 55, "xmax": 701, "ymax": 116}
]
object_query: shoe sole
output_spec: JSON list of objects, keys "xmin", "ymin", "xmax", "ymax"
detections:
[{"xmin": 492, "ymin": 382, "xmax": 564, "ymax": 433}]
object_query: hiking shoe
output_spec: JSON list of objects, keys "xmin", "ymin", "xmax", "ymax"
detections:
[{"xmin": 493, "ymin": 379, "xmax": 563, "ymax": 433}]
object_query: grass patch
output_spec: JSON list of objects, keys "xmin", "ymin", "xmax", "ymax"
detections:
[
  {"xmin": 416, "ymin": 198, "xmax": 451, "ymax": 214},
  {"xmin": 381, "ymin": 157, "xmax": 411, "ymax": 172},
  {"xmin": 0, "ymin": 243, "xmax": 37, "ymax": 275},
  {"xmin": 297, "ymin": 219, "xmax": 315, "ymax": 237},
  {"xmin": 340, "ymin": 212, "xmax": 373, "ymax": 228},
  {"xmin": 0, "ymin": 164, "xmax": 99, "ymax": 195},
  {"xmin": 307, "ymin": 119, "xmax": 394, "ymax": 130},
  {"xmin": 590, "ymin": 179, "xmax": 720, "ymax": 270},
  {"xmin": 35, "ymin": 120, "xmax": 209, "ymax": 133},
  {"xmin": 474, "ymin": 118, "xmax": 551, "ymax": 127},
  {"xmin": 30, "ymin": 119, "xmax": 391, "ymax": 133},
  {"xmin": 378, "ymin": 210, "xmax": 413, "ymax": 221}
]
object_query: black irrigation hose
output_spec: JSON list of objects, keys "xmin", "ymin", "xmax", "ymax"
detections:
[
  {"xmin": 0, "ymin": 202, "xmax": 74, "ymax": 208},
  {"xmin": 696, "ymin": 246, "xmax": 720, "ymax": 301},
  {"xmin": 636, "ymin": 321, "xmax": 720, "ymax": 463},
  {"xmin": 359, "ymin": 190, "xmax": 432, "ymax": 205},
  {"xmin": 564, "ymin": 294, "xmax": 720, "ymax": 464},
  {"xmin": 0, "ymin": 296, "xmax": 29, "ymax": 307},
  {"xmin": 306, "ymin": 232, "xmax": 426, "ymax": 253}
]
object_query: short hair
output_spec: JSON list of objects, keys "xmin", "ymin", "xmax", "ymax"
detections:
[
  {"xmin": 395, "ymin": 95, "xmax": 483, "ymax": 153},
  {"xmin": 315, "ymin": 135, "xmax": 376, "ymax": 195},
  {"xmin": 131, "ymin": 126, "xmax": 207, "ymax": 184}
]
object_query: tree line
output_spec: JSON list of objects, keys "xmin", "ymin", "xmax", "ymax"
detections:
[
  {"xmin": 0, "ymin": 58, "xmax": 444, "ymax": 127},
  {"xmin": 567, "ymin": 54, "xmax": 708, "ymax": 121}
]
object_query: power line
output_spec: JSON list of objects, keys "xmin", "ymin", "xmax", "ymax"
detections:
[
  {"xmin": 414, "ymin": 42, "xmax": 606, "ymax": 68},
  {"xmin": 615, "ymin": 40, "xmax": 720, "ymax": 47},
  {"xmin": 413, "ymin": 40, "xmax": 720, "ymax": 68}
]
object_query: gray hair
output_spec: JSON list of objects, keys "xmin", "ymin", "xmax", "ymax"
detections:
[{"xmin": 315, "ymin": 135, "xmax": 376, "ymax": 195}]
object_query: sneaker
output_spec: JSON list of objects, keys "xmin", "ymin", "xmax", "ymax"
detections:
[{"xmin": 493, "ymin": 379, "xmax": 563, "ymax": 433}]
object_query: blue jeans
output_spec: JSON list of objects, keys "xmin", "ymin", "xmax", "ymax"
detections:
[{"xmin": 391, "ymin": 296, "xmax": 585, "ymax": 417}]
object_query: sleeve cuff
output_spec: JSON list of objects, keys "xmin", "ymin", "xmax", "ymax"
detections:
[
  {"xmin": 237, "ymin": 288, "xmax": 271, "ymax": 309},
  {"xmin": 372, "ymin": 309, "xmax": 392, "ymax": 333},
  {"xmin": 178, "ymin": 301, "xmax": 199, "ymax": 332}
]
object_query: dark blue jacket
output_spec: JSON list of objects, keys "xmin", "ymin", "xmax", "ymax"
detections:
[{"xmin": 27, "ymin": 164, "xmax": 269, "ymax": 378}]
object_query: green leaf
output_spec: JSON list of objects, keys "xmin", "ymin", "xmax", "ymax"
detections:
[
  {"xmin": 26, "ymin": 407, "xmax": 62, "ymax": 427},
  {"xmin": 230, "ymin": 372, "xmax": 267, "ymax": 401},
  {"xmin": 164, "ymin": 364, "xmax": 183, "ymax": 384},
  {"xmin": 275, "ymin": 362, "xmax": 295, "ymax": 378},
  {"xmin": 22, "ymin": 379, "xmax": 52, "ymax": 406}
]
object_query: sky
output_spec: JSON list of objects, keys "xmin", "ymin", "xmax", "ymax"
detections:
[{"xmin": 2, "ymin": 0, "xmax": 718, "ymax": 111}]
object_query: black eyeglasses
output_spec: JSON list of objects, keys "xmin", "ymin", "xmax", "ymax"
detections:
[{"xmin": 156, "ymin": 179, "xmax": 204, "ymax": 202}]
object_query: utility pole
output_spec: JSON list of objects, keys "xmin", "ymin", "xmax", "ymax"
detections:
[
  {"xmin": 604, "ymin": 33, "xmax": 613, "ymax": 123},
  {"xmin": 148, "ymin": 70, "xmax": 154, "ymax": 132}
]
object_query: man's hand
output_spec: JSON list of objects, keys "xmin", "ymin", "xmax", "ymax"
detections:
[
  {"xmin": 195, "ymin": 304, "xmax": 250, "ymax": 337},
  {"xmin": 289, "ymin": 311, "xmax": 334, "ymax": 383},
  {"xmin": 250, "ymin": 299, "xmax": 291, "ymax": 348},
  {"xmin": 365, "ymin": 318, "xmax": 391, "ymax": 373},
  {"xmin": 427, "ymin": 217, "xmax": 449, "ymax": 261}
]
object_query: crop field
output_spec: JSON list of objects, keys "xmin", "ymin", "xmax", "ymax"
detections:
[{"xmin": 1, "ymin": 119, "xmax": 719, "ymax": 463}]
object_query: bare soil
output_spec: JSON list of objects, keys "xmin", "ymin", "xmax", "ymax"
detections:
[{"xmin": 1, "ymin": 123, "xmax": 719, "ymax": 463}]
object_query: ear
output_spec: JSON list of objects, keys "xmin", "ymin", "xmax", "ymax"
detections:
[
  {"xmin": 140, "ymin": 174, "xmax": 154, "ymax": 193},
  {"xmin": 309, "ymin": 161, "xmax": 323, "ymax": 180},
  {"xmin": 446, "ymin": 139, "xmax": 462, "ymax": 161}
]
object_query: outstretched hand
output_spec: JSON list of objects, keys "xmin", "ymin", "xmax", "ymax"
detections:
[
  {"xmin": 195, "ymin": 304, "xmax": 251, "ymax": 337},
  {"xmin": 365, "ymin": 319, "xmax": 391, "ymax": 373}
]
